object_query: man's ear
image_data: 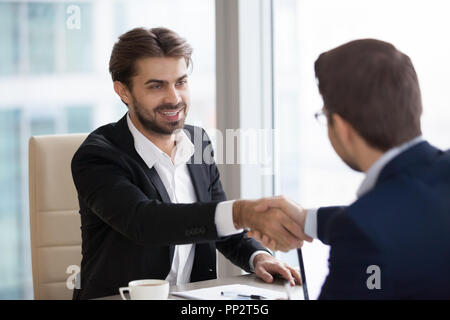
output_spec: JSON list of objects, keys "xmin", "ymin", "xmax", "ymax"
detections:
[{"xmin": 113, "ymin": 81, "xmax": 131, "ymax": 106}]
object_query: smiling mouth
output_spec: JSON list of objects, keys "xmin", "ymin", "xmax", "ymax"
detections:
[{"xmin": 157, "ymin": 106, "xmax": 185, "ymax": 122}]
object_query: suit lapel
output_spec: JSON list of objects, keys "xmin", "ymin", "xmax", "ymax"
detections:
[
  {"xmin": 147, "ymin": 167, "xmax": 172, "ymax": 202},
  {"xmin": 187, "ymin": 163, "xmax": 209, "ymax": 202},
  {"xmin": 185, "ymin": 125, "xmax": 210, "ymax": 203}
]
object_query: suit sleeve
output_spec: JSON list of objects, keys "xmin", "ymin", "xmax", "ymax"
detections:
[
  {"xmin": 72, "ymin": 144, "xmax": 221, "ymax": 247},
  {"xmin": 318, "ymin": 211, "xmax": 386, "ymax": 299},
  {"xmin": 317, "ymin": 206, "xmax": 347, "ymax": 245},
  {"xmin": 204, "ymin": 146, "xmax": 270, "ymax": 273}
]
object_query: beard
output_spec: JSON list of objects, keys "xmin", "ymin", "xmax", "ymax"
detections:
[{"xmin": 130, "ymin": 94, "xmax": 187, "ymax": 135}]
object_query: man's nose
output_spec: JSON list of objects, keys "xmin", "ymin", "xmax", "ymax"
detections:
[{"xmin": 163, "ymin": 86, "xmax": 182, "ymax": 105}]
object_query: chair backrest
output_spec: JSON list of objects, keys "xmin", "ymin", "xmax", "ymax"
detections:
[{"xmin": 28, "ymin": 133, "xmax": 87, "ymax": 300}]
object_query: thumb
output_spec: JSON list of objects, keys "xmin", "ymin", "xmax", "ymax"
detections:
[
  {"xmin": 254, "ymin": 202, "xmax": 269, "ymax": 212},
  {"xmin": 254, "ymin": 197, "xmax": 280, "ymax": 212}
]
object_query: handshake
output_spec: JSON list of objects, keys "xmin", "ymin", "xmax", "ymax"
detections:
[{"xmin": 232, "ymin": 196, "xmax": 313, "ymax": 252}]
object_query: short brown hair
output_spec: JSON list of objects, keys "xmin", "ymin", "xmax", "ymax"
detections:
[
  {"xmin": 109, "ymin": 27, "xmax": 193, "ymax": 90},
  {"xmin": 315, "ymin": 39, "xmax": 422, "ymax": 151}
]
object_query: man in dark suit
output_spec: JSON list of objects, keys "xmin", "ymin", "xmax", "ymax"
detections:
[
  {"xmin": 71, "ymin": 27, "xmax": 306, "ymax": 300},
  {"xmin": 249, "ymin": 39, "xmax": 450, "ymax": 299}
]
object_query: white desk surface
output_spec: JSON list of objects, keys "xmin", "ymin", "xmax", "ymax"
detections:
[{"xmin": 96, "ymin": 273, "xmax": 305, "ymax": 300}]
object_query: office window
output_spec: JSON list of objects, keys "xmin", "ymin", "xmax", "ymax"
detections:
[
  {"xmin": 63, "ymin": 3, "xmax": 93, "ymax": 73},
  {"xmin": 0, "ymin": 110, "xmax": 22, "ymax": 299},
  {"xmin": 0, "ymin": 3, "xmax": 19, "ymax": 75},
  {"xmin": 0, "ymin": 0, "xmax": 215, "ymax": 299},
  {"xmin": 66, "ymin": 106, "xmax": 93, "ymax": 133},
  {"xmin": 30, "ymin": 115, "xmax": 56, "ymax": 136},
  {"xmin": 28, "ymin": 3, "xmax": 57, "ymax": 73},
  {"xmin": 273, "ymin": 0, "xmax": 450, "ymax": 299}
]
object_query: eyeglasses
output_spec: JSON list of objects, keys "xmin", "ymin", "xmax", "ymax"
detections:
[{"xmin": 314, "ymin": 109, "xmax": 328, "ymax": 126}]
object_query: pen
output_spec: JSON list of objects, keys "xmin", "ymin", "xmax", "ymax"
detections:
[{"xmin": 220, "ymin": 291, "xmax": 267, "ymax": 300}]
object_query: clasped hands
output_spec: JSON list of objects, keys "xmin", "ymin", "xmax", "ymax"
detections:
[{"xmin": 233, "ymin": 196, "xmax": 313, "ymax": 252}]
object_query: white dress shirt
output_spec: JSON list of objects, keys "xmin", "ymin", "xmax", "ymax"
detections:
[
  {"xmin": 304, "ymin": 136, "xmax": 424, "ymax": 239},
  {"xmin": 127, "ymin": 114, "xmax": 265, "ymax": 284}
]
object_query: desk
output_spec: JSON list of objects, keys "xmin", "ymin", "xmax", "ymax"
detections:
[{"xmin": 97, "ymin": 273, "xmax": 305, "ymax": 300}]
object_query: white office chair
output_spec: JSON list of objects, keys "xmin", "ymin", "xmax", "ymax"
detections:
[{"xmin": 28, "ymin": 133, "xmax": 87, "ymax": 299}]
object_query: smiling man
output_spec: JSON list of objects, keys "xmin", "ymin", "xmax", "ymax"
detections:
[
  {"xmin": 120, "ymin": 57, "xmax": 189, "ymax": 137},
  {"xmin": 70, "ymin": 27, "xmax": 304, "ymax": 300}
]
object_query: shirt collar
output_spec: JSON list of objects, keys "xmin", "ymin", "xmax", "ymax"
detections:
[
  {"xmin": 126, "ymin": 113, "xmax": 195, "ymax": 168},
  {"xmin": 356, "ymin": 136, "xmax": 424, "ymax": 198}
]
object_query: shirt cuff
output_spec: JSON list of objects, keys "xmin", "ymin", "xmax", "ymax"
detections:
[
  {"xmin": 249, "ymin": 250, "xmax": 273, "ymax": 272},
  {"xmin": 215, "ymin": 200, "xmax": 244, "ymax": 237},
  {"xmin": 304, "ymin": 208, "xmax": 318, "ymax": 239}
]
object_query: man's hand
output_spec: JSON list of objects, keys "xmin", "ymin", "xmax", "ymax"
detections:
[
  {"xmin": 253, "ymin": 253, "xmax": 302, "ymax": 286},
  {"xmin": 234, "ymin": 196, "xmax": 313, "ymax": 251},
  {"xmin": 233, "ymin": 197, "xmax": 310, "ymax": 252}
]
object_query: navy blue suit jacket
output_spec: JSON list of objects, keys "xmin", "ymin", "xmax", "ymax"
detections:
[{"xmin": 317, "ymin": 141, "xmax": 450, "ymax": 299}]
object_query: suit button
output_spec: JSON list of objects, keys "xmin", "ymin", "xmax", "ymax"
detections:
[
  {"xmin": 185, "ymin": 229, "xmax": 192, "ymax": 237},
  {"xmin": 200, "ymin": 226, "xmax": 206, "ymax": 234}
]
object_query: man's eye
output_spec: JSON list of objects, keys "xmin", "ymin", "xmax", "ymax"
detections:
[
  {"xmin": 176, "ymin": 80, "xmax": 187, "ymax": 86},
  {"xmin": 149, "ymin": 85, "xmax": 161, "ymax": 89}
]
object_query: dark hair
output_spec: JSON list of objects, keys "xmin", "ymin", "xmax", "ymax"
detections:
[
  {"xmin": 109, "ymin": 27, "xmax": 193, "ymax": 90},
  {"xmin": 314, "ymin": 39, "xmax": 422, "ymax": 151}
]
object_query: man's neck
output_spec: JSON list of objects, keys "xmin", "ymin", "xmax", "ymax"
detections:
[
  {"xmin": 145, "ymin": 133, "xmax": 176, "ymax": 160},
  {"xmin": 129, "ymin": 114, "xmax": 176, "ymax": 159},
  {"xmin": 359, "ymin": 147, "xmax": 384, "ymax": 173}
]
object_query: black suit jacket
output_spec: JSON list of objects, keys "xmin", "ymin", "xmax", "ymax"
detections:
[
  {"xmin": 316, "ymin": 141, "xmax": 450, "ymax": 299},
  {"xmin": 71, "ymin": 114, "xmax": 268, "ymax": 300}
]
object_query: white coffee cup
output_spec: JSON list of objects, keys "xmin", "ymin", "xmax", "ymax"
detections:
[{"xmin": 119, "ymin": 279, "xmax": 169, "ymax": 300}]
